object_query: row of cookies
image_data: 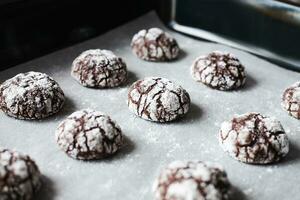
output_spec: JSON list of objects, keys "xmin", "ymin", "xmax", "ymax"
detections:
[
  {"xmin": 0, "ymin": 27, "xmax": 298, "ymax": 199},
  {"xmin": 0, "ymin": 28, "xmax": 181, "ymax": 200}
]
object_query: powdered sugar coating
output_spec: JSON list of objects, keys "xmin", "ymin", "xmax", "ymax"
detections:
[
  {"xmin": 0, "ymin": 149, "xmax": 41, "ymax": 200},
  {"xmin": 71, "ymin": 49, "xmax": 127, "ymax": 88},
  {"xmin": 55, "ymin": 109, "xmax": 123, "ymax": 160},
  {"xmin": 219, "ymin": 112, "xmax": 289, "ymax": 164},
  {"xmin": 131, "ymin": 28, "xmax": 180, "ymax": 61},
  {"xmin": 282, "ymin": 82, "xmax": 300, "ymax": 119},
  {"xmin": 191, "ymin": 51, "xmax": 246, "ymax": 90},
  {"xmin": 127, "ymin": 77, "xmax": 190, "ymax": 122},
  {"xmin": 153, "ymin": 160, "xmax": 230, "ymax": 200},
  {"xmin": 0, "ymin": 71, "xmax": 65, "ymax": 120}
]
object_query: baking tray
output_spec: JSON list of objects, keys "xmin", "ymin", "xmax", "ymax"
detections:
[
  {"xmin": 0, "ymin": 12, "xmax": 299, "ymax": 200},
  {"xmin": 157, "ymin": 0, "xmax": 300, "ymax": 71}
]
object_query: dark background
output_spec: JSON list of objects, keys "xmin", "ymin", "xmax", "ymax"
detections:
[
  {"xmin": 1, "ymin": 0, "xmax": 299, "ymax": 71},
  {"xmin": 0, "ymin": 0, "xmax": 156, "ymax": 70}
]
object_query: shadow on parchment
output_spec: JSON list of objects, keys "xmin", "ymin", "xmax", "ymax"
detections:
[
  {"xmin": 123, "ymin": 70, "xmax": 139, "ymax": 88},
  {"xmin": 106, "ymin": 135, "xmax": 136, "ymax": 161},
  {"xmin": 276, "ymin": 141, "xmax": 300, "ymax": 166},
  {"xmin": 230, "ymin": 185, "xmax": 248, "ymax": 200},
  {"xmin": 34, "ymin": 175, "xmax": 57, "ymax": 200},
  {"xmin": 177, "ymin": 102, "xmax": 203, "ymax": 124},
  {"xmin": 172, "ymin": 49, "xmax": 187, "ymax": 62},
  {"xmin": 240, "ymin": 73, "xmax": 257, "ymax": 91}
]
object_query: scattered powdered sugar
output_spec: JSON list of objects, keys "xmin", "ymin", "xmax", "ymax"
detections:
[
  {"xmin": 266, "ymin": 168, "xmax": 274, "ymax": 173},
  {"xmin": 144, "ymin": 128, "xmax": 161, "ymax": 144},
  {"xmin": 165, "ymin": 143, "xmax": 182, "ymax": 158},
  {"xmin": 243, "ymin": 188, "xmax": 253, "ymax": 195}
]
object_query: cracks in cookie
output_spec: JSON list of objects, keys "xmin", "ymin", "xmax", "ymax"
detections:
[
  {"xmin": 156, "ymin": 161, "xmax": 230, "ymax": 200},
  {"xmin": 221, "ymin": 113, "xmax": 288, "ymax": 164},
  {"xmin": 0, "ymin": 149, "xmax": 41, "ymax": 200},
  {"xmin": 128, "ymin": 77, "xmax": 190, "ymax": 122},
  {"xmin": 131, "ymin": 29, "xmax": 179, "ymax": 62},
  {"xmin": 72, "ymin": 50, "xmax": 127, "ymax": 88},
  {"xmin": 0, "ymin": 72, "xmax": 65, "ymax": 120},
  {"xmin": 57, "ymin": 110, "xmax": 123, "ymax": 160},
  {"xmin": 193, "ymin": 52, "xmax": 246, "ymax": 91},
  {"xmin": 282, "ymin": 84, "xmax": 300, "ymax": 119},
  {"xmin": 132, "ymin": 79, "xmax": 159, "ymax": 120}
]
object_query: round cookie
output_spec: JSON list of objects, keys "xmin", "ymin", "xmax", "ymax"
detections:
[
  {"xmin": 0, "ymin": 149, "xmax": 41, "ymax": 200},
  {"xmin": 282, "ymin": 82, "xmax": 300, "ymax": 119},
  {"xmin": 131, "ymin": 27, "xmax": 180, "ymax": 61},
  {"xmin": 71, "ymin": 49, "xmax": 127, "ymax": 88},
  {"xmin": 127, "ymin": 77, "xmax": 190, "ymax": 122},
  {"xmin": 55, "ymin": 109, "xmax": 123, "ymax": 160},
  {"xmin": 219, "ymin": 112, "xmax": 289, "ymax": 164},
  {"xmin": 191, "ymin": 51, "xmax": 246, "ymax": 90},
  {"xmin": 0, "ymin": 71, "xmax": 65, "ymax": 120},
  {"xmin": 153, "ymin": 160, "xmax": 231, "ymax": 200}
]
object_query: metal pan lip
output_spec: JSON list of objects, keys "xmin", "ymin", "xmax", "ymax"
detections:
[{"xmin": 159, "ymin": 0, "xmax": 300, "ymax": 71}]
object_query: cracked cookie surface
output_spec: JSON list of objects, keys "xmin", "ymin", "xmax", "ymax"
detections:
[
  {"xmin": 219, "ymin": 112, "xmax": 289, "ymax": 164},
  {"xmin": 127, "ymin": 77, "xmax": 190, "ymax": 122},
  {"xmin": 71, "ymin": 49, "xmax": 127, "ymax": 88},
  {"xmin": 0, "ymin": 71, "xmax": 65, "ymax": 120},
  {"xmin": 191, "ymin": 51, "xmax": 246, "ymax": 90},
  {"xmin": 0, "ymin": 149, "xmax": 41, "ymax": 200},
  {"xmin": 131, "ymin": 28, "xmax": 179, "ymax": 61},
  {"xmin": 55, "ymin": 109, "xmax": 123, "ymax": 160},
  {"xmin": 282, "ymin": 82, "xmax": 300, "ymax": 119},
  {"xmin": 153, "ymin": 160, "xmax": 230, "ymax": 200}
]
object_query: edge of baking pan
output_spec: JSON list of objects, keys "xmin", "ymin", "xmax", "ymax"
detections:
[{"xmin": 156, "ymin": 0, "xmax": 300, "ymax": 71}]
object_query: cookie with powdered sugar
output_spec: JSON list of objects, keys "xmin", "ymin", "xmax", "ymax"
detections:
[
  {"xmin": 0, "ymin": 149, "xmax": 41, "ymax": 200},
  {"xmin": 127, "ymin": 77, "xmax": 190, "ymax": 122},
  {"xmin": 282, "ymin": 82, "xmax": 300, "ymax": 119},
  {"xmin": 191, "ymin": 51, "xmax": 246, "ymax": 90},
  {"xmin": 153, "ymin": 160, "xmax": 231, "ymax": 200},
  {"xmin": 55, "ymin": 109, "xmax": 123, "ymax": 160},
  {"xmin": 0, "ymin": 71, "xmax": 65, "ymax": 120},
  {"xmin": 131, "ymin": 28, "xmax": 180, "ymax": 61},
  {"xmin": 219, "ymin": 112, "xmax": 289, "ymax": 164},
  {"xmin": 71, "ymin": 49, "xmax": 127, "ymax": 88}
]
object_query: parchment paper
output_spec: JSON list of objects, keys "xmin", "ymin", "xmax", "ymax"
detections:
[{"xmin": 0, "ymin": 12, "xmax": 299, "ymax": 200}]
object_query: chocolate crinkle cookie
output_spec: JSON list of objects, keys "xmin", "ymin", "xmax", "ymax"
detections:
[
  {"xmin": 127, "ymin": 77, "xmax": 190, "ymax": 122},
  {"xmin": 191, "ymin": 51, "xmax": 246, "ymax": 90},
  {"xmin": 282, "ymin": 81, "xmax": 300, "ymax": 119},
  {"xmin": 0, "ymin": 71, "xmax": 65, "ymax": 120},
  {"xmin": 55, "ymin": 109, "xmax": 123, "ymax": 160},
  {"xmin": 219, "ymin": 112, "xmax": 289, "ymax": 164},
  {"xmin": 153, "ymin": 160, "xmax": 231, "ymax": 200},
  {"xmin": 71, "ymin": 49, "xmax": 127, "ymax": 88},
  {"xmin": 0, "ymin": 149, "xmax": 41, "ymax": 200},
  {"xmin": 131, "ymin": 28, "xmax": 180, "ymax": 61}
]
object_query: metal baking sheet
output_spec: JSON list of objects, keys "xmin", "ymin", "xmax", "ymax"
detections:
[{"xmin": 0, "ymin": 12, "xmax": 299, "ymax": 200}]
